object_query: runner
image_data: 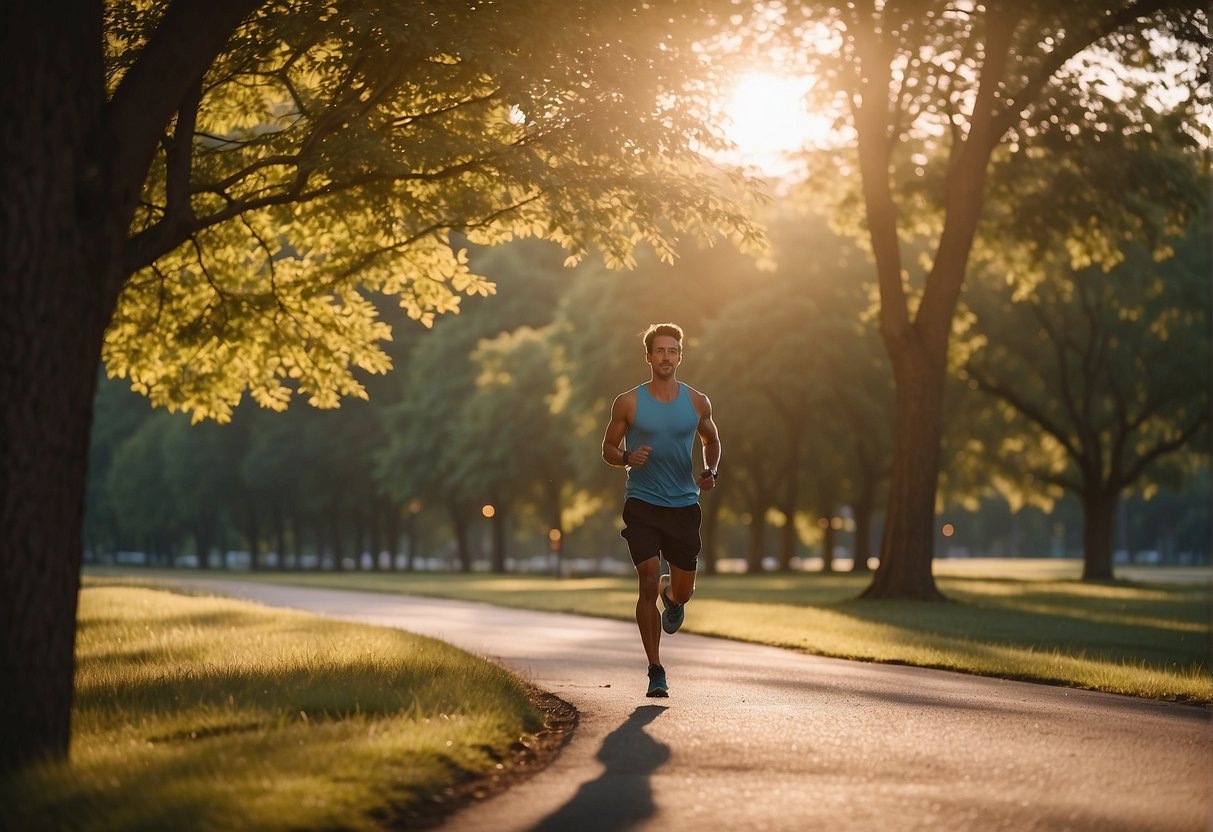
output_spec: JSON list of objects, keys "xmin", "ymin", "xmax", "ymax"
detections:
[{"xmin": 601, "ymin": 322, "xmax": 721, "ymax": 697}]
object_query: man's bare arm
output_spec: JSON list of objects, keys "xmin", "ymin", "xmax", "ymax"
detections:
[
  {"xmin": 695, "ymin": 392, "xmax": 721, "ymax": 489},
  {"xmin": 602, "ymin": 391, "xmax": 651, "ymax": 467}
]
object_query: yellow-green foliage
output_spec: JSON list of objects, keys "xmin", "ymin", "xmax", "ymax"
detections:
[
  {"xmin": 99, "ymin": 0, "xmax": 765, "ymax": 423},
  {"xmin": 0, "ymin": 587, "xmax": 539, "ymax": 832}
]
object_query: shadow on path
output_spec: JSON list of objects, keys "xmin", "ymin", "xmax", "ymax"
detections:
[{"xmin": 533, "ymin": 705, "xmax": 670, "ymax": 832}]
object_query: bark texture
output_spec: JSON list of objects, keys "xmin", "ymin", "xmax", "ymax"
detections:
[
  {"xmin": 0, "ymin": 2, "xmax": 118, "ymax": 773},
  {"xmin": 1080, "ymin": 489, "xmax": 1117, "ymax": 580},
  {"xmin": 0, "ymin": 0, "xmax": 262, "ymax": 772}
]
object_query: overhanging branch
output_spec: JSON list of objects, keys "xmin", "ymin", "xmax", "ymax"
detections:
[
  {"xmin": 105, "ymin": 0, "xmax": 265, "ymax": 262},
  {"xmin": 988, "ymin": 0, "xmax": 1176, "ymax": 148},
  {"xmin": 965, "ymin": 362, "xmax": 1083, "ymax": 463}
]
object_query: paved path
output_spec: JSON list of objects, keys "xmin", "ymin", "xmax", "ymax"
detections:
[{"xmin": 185, "ymin": 580, "xmax": 1211, "ymax": 831}]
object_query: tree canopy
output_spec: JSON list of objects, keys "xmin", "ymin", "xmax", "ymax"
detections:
[{"xmin": 101, "ymin": 0, "xmax": 765, "ymax": 421}]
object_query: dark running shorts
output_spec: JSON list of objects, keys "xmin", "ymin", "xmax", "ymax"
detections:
[{"xmin": 621, "ymin": 497, "xmax": 702, "ymax": 572}]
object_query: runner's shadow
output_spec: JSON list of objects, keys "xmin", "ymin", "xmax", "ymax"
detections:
[{"xmin": 533, "ymin": 704, "xmax": 670, "ymax": 832}]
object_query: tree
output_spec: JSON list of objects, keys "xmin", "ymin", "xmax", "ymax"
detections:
[
  {"xmin": 1, "ymin": 0, "xmax": 762, "ymax": 770},
  {"xmin": 962, "ymin": 218, "xmax": 1211, "ymax": 579},
  {"xmin": 83, "ymin": 375, "xmax": 156, "ymax": 563},
  {"xmin": 460, "ymin": 327, "xmax": 579, "ymax": 572},
  {"xmin": 764, "ymin": 209, "xmax": 895, "ymax": 573},
  {"xmin": 376, "ymin": 250, "xmax": 570, "ymax": 570},
  {"xmin": 237, "ymin": 404, "xmax": 320, "ymax": 569},
  {"xmin": 104, "ymin": 417, "xmax": 181, "ymax": 563},
  {"xmin": 163, "ymin": 416, "xmax": 244, "ymax": 569},
  {"xmin": 694, "ymin": 205, "xmax": 896, "ymax": 573},
  {"xmin": 778, "ymin": 0, "xmax": 1208, "ymax": 599},
  {"xmin": 833, "ymin": 326, "xmax": 894, "ymax": 572},
  {"xmin": 701, "ymin": 291, "xmax": 827, "ymax": 570}
]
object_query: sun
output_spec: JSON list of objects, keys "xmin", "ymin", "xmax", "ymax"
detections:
[{"xmin": 718, "ymin": 71, "xmax": 835, "ymax": 178}]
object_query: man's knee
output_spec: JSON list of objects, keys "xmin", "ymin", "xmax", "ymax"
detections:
[
  {"xmin": 635, "ymin": 558, "xmax": 661, "ymax": 601},
  {"xmin": 668, "ymin": 566, "xmax": 696, "ymax": 605}
]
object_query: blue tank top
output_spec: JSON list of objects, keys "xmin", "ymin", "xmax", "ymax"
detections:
[{"xmin": 625, "ymin": 382, "xmax": 700, "ymax": 508}]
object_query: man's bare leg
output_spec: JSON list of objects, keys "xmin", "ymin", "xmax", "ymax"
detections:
[
  {"xmin": 657, "ymin": 561, "xmax": 696, "ymax": 635},
  {"xmin": 665, "ymin": 562, "xmax": 697, "ymax": 606},
  {"xmin": 635, "ymin": 556, "xmax": 663, "ymax": 667}
]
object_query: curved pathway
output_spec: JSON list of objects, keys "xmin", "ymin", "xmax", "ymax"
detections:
[{"xmin": 185, "ymin": 580, "xmax": 1211, "ymax": 831}]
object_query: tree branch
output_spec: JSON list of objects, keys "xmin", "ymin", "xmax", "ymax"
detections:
[
  {"xmin": 965, "ymin": 361, "xmax": 1082, "ymax": 463},
  {"xmin": 389, "ymin": 87, "xmax": 502, "ymax": 129},
  {"xmin": 104, "ymin": 0, "xmax": 265, "ymax": 259},
  {"xmin": 1028, "ymin": 302, "xmax": 1085, "ymax": 450},
  {"xmin": 847, "ymin": 1, "xmax": 909, "ymax": 343},
  {"xmin": 322, "ymin": 191, "xmax": 545, "ymax": 290},
  {"xmin": 916, "ymin": 6, "xmax": 1021, "ymax": 354},
  {"xmin": 164, "ymin": 76, "xmax": 203, "ymax": 234},
  {"xmin": 1037, "ymin": 468, "xmax": 1083, "ymax": 494},
  {"xmin": 988, "ymin": 0, "xmax": 1177, "ymax": 148},
  {"xmin": 123, "ymin": 139, "xmax": 528, "ymax": 275},
  {"xmin": 1120, "ymin": 411, "xmax": 1211, "ymax": 487}
]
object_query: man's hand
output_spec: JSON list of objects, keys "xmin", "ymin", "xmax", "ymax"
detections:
[
  {"xmin": 697, "ymin": 469, "xmax": 717, "ymax": 490},
  {"xmin": 625, "ymin": 445, "xmax": 653, "ymax": 467}
]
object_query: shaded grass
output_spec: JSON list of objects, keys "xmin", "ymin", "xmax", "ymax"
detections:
[
  {"xmin": 87, "ymin": 559, "xmax": 1212, "ymax": 703},
  {"xmin": 0, "ymin": 586, "xmax": 546, "ymax": 832}
]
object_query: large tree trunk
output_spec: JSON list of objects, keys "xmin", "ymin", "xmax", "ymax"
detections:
[
  {"xmin": 0, "ymin": 4, "xmax": 124, "ymax": 773},
  {"xmin": 1081, "ymin": 487, "xmax": 1118, "ymax": 581},
  {"xmin": 2, "ymin": 0, "xmax": 266, "ymax": 773},
  {"xmin": 863, "ymin": 344, "xmax": 948, "ymax": 600}
]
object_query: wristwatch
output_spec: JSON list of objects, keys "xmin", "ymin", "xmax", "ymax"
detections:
[
  {"xmin": 708, "ymin": 468, "xmax": 718, "ymax": 479},
  {"xmin": 622, "ymin": 449, "xmax": 631, "ymax": 467}
]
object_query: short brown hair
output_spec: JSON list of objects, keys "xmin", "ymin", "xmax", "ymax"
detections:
[{"xmin": 642, "ymin": 323, "xmax": 684, "ymax": 354}]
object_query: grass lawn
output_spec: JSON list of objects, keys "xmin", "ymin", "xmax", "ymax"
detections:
[
  {"xmin": 89, "ymin": 558, "xmax": 1211, "ymax": 704},
  {"xmin": 0, "ymin": 585, "xmax": 558, "ymax": 832}
]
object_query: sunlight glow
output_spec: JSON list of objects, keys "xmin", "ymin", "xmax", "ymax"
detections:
[{"xmin": 719, "ymin": 71, "xmax": 835, "ymax": 179}]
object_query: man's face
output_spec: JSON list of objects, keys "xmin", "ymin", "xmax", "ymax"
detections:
[{"xmin": 647, "ymin": 335, "xmax": 682, "ymax": 379}]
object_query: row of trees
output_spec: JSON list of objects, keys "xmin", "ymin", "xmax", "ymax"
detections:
[{"xmin": 86, "ymin": 204, "xmax": 1210, "ymax": 576}]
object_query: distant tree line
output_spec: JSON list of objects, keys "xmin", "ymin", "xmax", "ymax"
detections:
[{"xmin": 85, "ymin": 208, "xmax": 1210, "ymax": 574}]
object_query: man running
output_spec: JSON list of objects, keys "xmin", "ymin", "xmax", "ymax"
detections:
[{"xmin": 601, "ymin": 322, "xmax": 721, "ymax": 697}]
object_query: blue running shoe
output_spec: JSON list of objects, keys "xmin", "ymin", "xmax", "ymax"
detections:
[
  {"xmin": 659, "ymin": 575, "xmax": 685, "ymax": 635},
  {"xmin": 646, "ymin": 664, "xmax": 669, "ymax": 697}
]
